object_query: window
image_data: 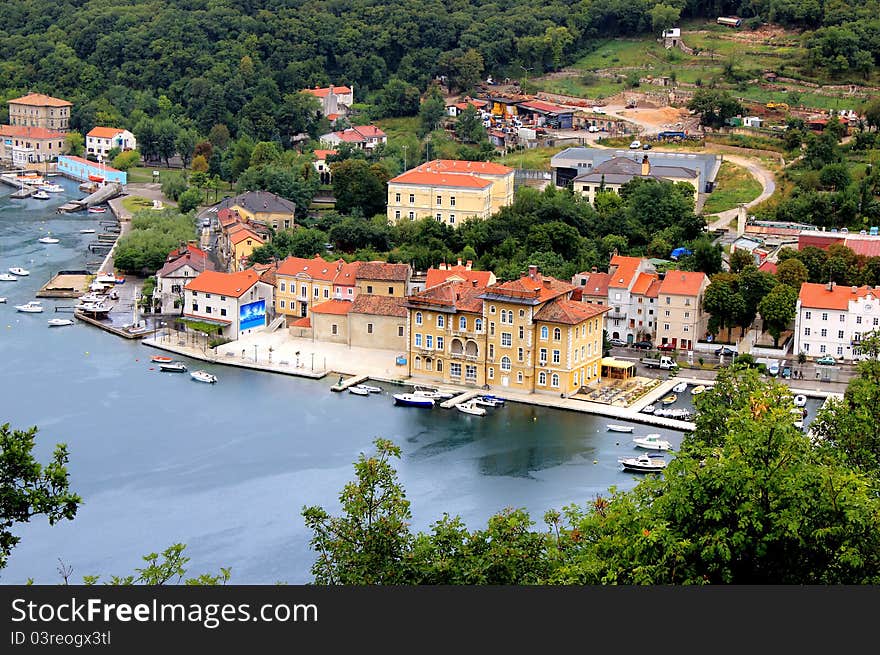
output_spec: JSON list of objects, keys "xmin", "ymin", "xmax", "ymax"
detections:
[
  {"xmin": 437, "ymin": 337, "xmax": 444, "ymax": 351},
  {"xmin": 465, "ymin": 365, "xmax": 477, "ymax": 382},
  {"xmin": 875, "ymin": 318, "xmax": 879, "ymax": 326},
  {"xmin": 684, "ymin": 312, "xmax": 690, "ymax": 319},
  {"xmin": 500, "ymin": 311, "xmax": 506, "ymax": 325},
  {"xmin": 501, "ymin": 332, "xmax": 512, "ymax": 347},
  {"xmin": 192, "ymin": 303, "xmax": 198, "ymax": 311},
  {"xmin": 437, "ymin": 360, "xmax": 443, "ymax": 372},
  {"xmin": 301, "ymin": 285, "xmax": 307, "ymax": 297},
  {"xmin": 449, "ymin": 215, "xmax": 455, "ymax": 224},
  {"xmin": 820, "ymin": 345, "xmax": 826, "ymax": 353},
  {"xmin": 553, "ymin": 327, "xmax": 561, "ymax": 341},
  {"xmin": 408, "ymin": 212, "xmax": 414, "ymax": 220},
  {"xmin": 280, "ymin": 282, "xmax": 286, "ymax": 292},
  {"xmin": 685, "ymin": 298, "xmax": 691, "ymax": 306},
  {"xmin": 538, "ymin": 371, "xmax": 547, "ymax": 385},
  {"xmin": 436, "ymin": 195, "xmax": 442, "ymax": 205},
  {"xmin": 331, "ymin": 324, "xmax": 338, "ymax": 335},
  {"xmin": 839, "ymin": 314, "xmax": 845, "ymax": 322},
  {"xmin": 409, "ymin": 194, "xmax": 415, "ymax": 203},
  {"xmin": 552, "ymin": 350, "xmax": 560, "ymax": 364},
  {"xmin": 663, "ymin": 323, "xmax": 670, "ymax": 331},
  {"xmin": 517, "ymin": 371, "xmax": 523, "ymax": 384},
  {"xmin": 475, "ymin": 318, "xmax": 483, "ymax": 332},
  {"xmin": 436, "ymin": 213, "xmax": 442, "ymax": 221},
  {"xmin": 489, "ymin": 305, "xmax": 496, "ymax": 314},
  {"xmin": 805, "ymin": 311, "xmax": 811, "ymax": 319},
  {"xmin": 459, "ymin": 316, "xmax": 467, "ymax": 331},
  {"xmin": 314, "ymin": 287, "xmax": 319, "ymax": 297},
  {"xmin": 838, "ymin": 330, "xmax": 844, "ymax": 339},
  {"xmin": 551, "ymin": 373, "xmax": 559, "ymax": 388},
  {"xmin": 415, "ymin": 312, "xmax": 422, "ymax": 325},
  {"xmin": 665, "ymin": 310, "xmax": 671, "ymax": 317},
  {"xmin": 426, "ymin": 335, "xmax": 434, "ymax": 349},
  {"xmin": 856, "ymin": 316, "xmax": 862, "ymax": 324},
  {"xmin": 324, "ymin": 289, "xmax": 329, "ymax": 298},
  {"xmin": 518, "ymin": 326, "xmax": 524, "ymax": 340},
  {"xmin": 489, "ymin": 344, "xmax": 494, "ymax": 358},
  {"xmin": 539, "ymin": 348, "xmax": 547, "ymax": 363},
  {"xmin": 280, "ymin": 300, "xmax": 286, "ymax": 309},
  {"xmin": 519, "ymin": 309, "xmax": 525, "ymax": 317},
  {"xmin": 450, "ymin": 196, "xmax": 456, "ymax": 207},
  {"xmin": 501, "ymin": 356, "xmax": 511, "ymax": 371},
  {"xmin": 489, "ymin": 322, "xmax": 495, "ymax": 336},
  {"xmin": 665, "ymin": 297, "xmax": 671, "ymax": 305},
  {"xmin": 205, "ymin": 306, "xmax": 212, "ymax": 314},
  {"xmin": 804, "ymin": 327, "xmax": 810, "ymax": 336},
  {"xmin": 507, "ymin": 310, "xmax": 514, "ymax": 323},
  {"xmin": 450, "ymin": 362, "xmax": 462, "ymax": 377},
  {"xmin": 821, "ymin": 313, "xmax": 828, "ymax": 321},
  {"xmin": 683, "ymin": 325, "xmax": 689, "ymax": 332},
  {"xmin": 398, "ymin": 326, "xmax": 404, "ymax": 337},
  {"xmin": 367, "ymin": 323, "xmax": 373, "ymax": 334},
  {"xmin": 395, "ymin": 210, "xmax": 401, "ymax": 220},
  {"xmin": 804, "ymin": 343, "xmax": 810, "ymax": 352},
  {"xmin": 517, "ymin": 347, "xmax": 523, "ymax": 362},
  {"xmin": 820, "ymin": 329, "xmax": 827, "ymax": 337},
  {"xmin": 488, "ymin": 367, "xmax": 494, "ymax": 380},
  {"xmin": 437, "ymin": 315, "xmax": 445, "ymax": 328},
  {"xmin": 837, "ymin": 346, "xmax": 844, "ymax": 355},
  {"xmin": 541, "ymin": 326, "xmax": 549, "ymax": 340},
  {"xmin": 220, "ymin": 308, "xmax": 226, "ymax": 317},
  {"xmin": 415, "ymin": 333, "xmax": 422, "ymax": 347},
  {"xmin": 366, "ymin": 285, "xmax": 373, "ymax": 294}
]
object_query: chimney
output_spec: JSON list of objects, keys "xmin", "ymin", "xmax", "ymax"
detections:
[
  {"xmin": 591, "ymin": 266, "xmax": 598, "ymax": 273},
  {"xmin": 852, "ymin": 285, "xmax": 857, "ymax": 294},
  {"xmin": 826, "ymin": 281, "xmax": 833, "ymax": 291},
  {"xmin": 472, "ymin": 279, "xmax": 478, "ymax": 287},
  {"xmin": 465, "ymin": 260, "xmax": 472, "ymax": 270},
  {"xmin": 641, "ymin": 154, "xmax": 650, "ymax": 176},
  {"xmin": 528, "ymin": 265, "xmax": 538, "ymax": 280},
  {"xmin": 543, "ymin": 279, "xmax": 552, "ymax": 288},
  {"xmin": 457, "ymin": 258, "xmax": 462, "ymax": 266}
]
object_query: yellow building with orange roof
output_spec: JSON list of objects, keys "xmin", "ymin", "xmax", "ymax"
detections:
[
  {"xmin": 275, "ymin": 255, "xmax": 341, "ymax": 322},
  {"xmin": 227, "ymin": 225, "xmax": 264, "ymax": 272},
  {"xmin": 7, "ymin": 92, "xmax": 71, "ymax": 131},
  {"xmin": 656, "ymin": 270, "xmax": 710, "ymax": 351}
]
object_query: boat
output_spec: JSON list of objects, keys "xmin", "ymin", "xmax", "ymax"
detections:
[
  {"xmin": 0, "ymin": 273, "xmax": 17, "ymax": 281},
  {"xmin": 632, "ymin": 434, "xmax": 673, "ymax": 451},
  {"xmin": 793, "ymin": 394, "xmax": 807, "ymax": 407},
  {"xmin": 455, "ymin": 400, "xmax": 487, "ymax": 416},
  {"xmin": 356, "ymin": 384, "xmax": 382, "ymax": 393},
  {"xmin": 76, "ymin": 302, "xmax": 111, "ymax": 314},
  {"xmin": 38, "ymin": 236, "xmax": 60, "ymax": 244},
  {"xmin": 39, "ymin": 183, "xmax": 64, "ymax": 193},
  {"xmin": 88, "ymin": 174, "xmax": 105, "ymax": 183},
  {"xmin": 151, "ymin": 355, "xmax": 174, "ymax": 364},
  {"xmin": 47, "ymin": 318, "xmax": 74, "ymax": 327},
  {"xmin": 690, "ymin": 385, "xmax": 707, "ymax": 395},
  {"xmin": 31, "ymin": 190, "xmax": 50, "ymax": 200},
  {"xmin": 661, "ymin": 393, "xmax": 677, "ymax": 405},
  {"xmin": 95, "ymin": 273, "xmax": 117, "ymax": 284},
  {"xmin": 641, "ymin": 404, "xmax": 655, "ymax": 414},
  {"xmin": 607, "ymin": 424, "xmax": 634, "ymax": 433},
  {"xmin": 15, "ymin": 301, "xmax": 43, "ymax": 313},
  {"xmin": 159, "ymin": 361, "xmax": 187, "ymax": 372},
  {"xmin": 480, "ymin": 394, "xmax": 506, "ymax": 405},
  {"xmin": 87, "ymin": 207, "xmax": 107, "ymax": 214},
  {"xmin": 79, "ymin": 229, "xmax": 96, "ymax": 234},
  {"xmin": 0, "ymin": 297, "xmax": 6, "ymax": 303},
  {"xmin": 619, "ymin": 454, "xmax": 668, "ymax": 473},
  {"xmin": 672, "ymin": 382, "xmax": 687, "ymax": 393},
  {"xmin": 412, "ymin": 388, "xmax": 454, "ymax": 400},
  {"xmin": 77, "ymin": 292, "xmax": 105, "ymax": 303},
  {"xmin": 393, "ymin": 393, "xmax": 435, "ymax": 408},
  {"xmin": 8, "ymin": 267, "xmax": 29, "ymax": 276},
  {"xmin": 191, "ymin": 370, "xmax": 217, "ymax": 384},
  {"xmin": 473, "ymin": 396, "xmax": 503, "ymax": 408},
  {"xmin": 349, "ymin": 385, "xmax": 369, "ymax": 396}
]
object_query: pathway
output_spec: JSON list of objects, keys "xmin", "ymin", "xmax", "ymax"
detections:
[{"xmin": 706, "ymin": 153, "xmax": 777, "ymax": 230}]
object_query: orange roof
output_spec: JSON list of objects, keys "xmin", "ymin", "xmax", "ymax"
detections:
[
  {"xmin": 0, "ymin": 125, "xmax": 66, "ymax": 140},
  {"xmin": 389, "ymin": 170, "xmax": 492, "ymax": 189},
  {"xmin": 351, "ymin": 295, "xmax": 407, "ymax": 318},
  {"xmin": 356, "ymin": 261, "xmax": 410, "ymax": 282},
  {"xmin": 645, "ymin": 278, "xmax": 662, "ymax": 298},
  {"xmin": 659, "ymin": 271, "xmax": 708, "ymax": 296},
  {"xmin": 406, "ymin": 280, "xmax": 487, "ymax": 313},
  {"xmin": 184, "ymin": 270, "xmax": 262, "ymax": 297},
  {"xmin": 609, "ymin": 255, "xmax": 642, "ymax": 289},
  {"xmin": 86, "ymin": 127, "xmax": 125, "ymax": 139},
  {"xmin": 575, "ymin": 271, "xmax": 611, "ymax": 297},
  {"xmin": 291, "ymin": 316, "xmax": 311, "ymax": 328},
  {"xmin": 798, "ymin": 282, "xmax": 877, "ymax": 310},
  {"xmin": 303, "ymin": 85, "xmax": 352, "ymax": 98},
  {"xmin": 313, "ymin": 149, "xmax": 337, "ymax": 160},
  {"xmin": 229, "ymin": 228, "xmax": 264, "ymax": 245},
  {"xmin": 333, "ymin": 261, "xmax": 361, "ymax": 286},
  {"xmin": 631, "ymin": 271, "xmax": 659, "ymax": 296},
  {"xmin": 482, "ymin": 268, "xmax": 573, "ymax": 304},
  {"xmin": 425, "ymin": 264, "xmax": 494, "ymax": 289},
  {"xmin": 534, "ymin": 298, "xmax": 609, "ymax": 325},
  {"xmin": 310, "ymin": 299, "xmax": 353, "ymax": 315},
  {"xmin": 9, "ymin": 93, "xmax": 71, "ymax": 107},
  {"xmin": 415, "ymin": 159, "xmax": 513, "ymax": 176},
  {"xmin": 276, "ymin": 255, "xmax": 338, "ymax": 281}
]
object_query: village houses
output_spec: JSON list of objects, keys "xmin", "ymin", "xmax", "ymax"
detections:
[
  {"xmin": 302, "ymin": 84, "xmax": 354, "ymax": 121},
  {"xmin": 319, "ymin": 125, "xmax": 387, "ymax": 151},
  {"xmin": 794, "ymin": 282, "xmax": 880, "ymax": 362},
  {"xmin": 7, "ymin": 92, "xmax": 71, "ymax": 131},
  {"xmin": 154, "ymin": 242, "xmax": 216, "ymax": 315},
  {"xmin": 85, "ymin": 127, "xmax": 137, "ymax": 159},
  {"xmin": 183, "ymin": 269, "xmax": 275, "ymax": 341}
]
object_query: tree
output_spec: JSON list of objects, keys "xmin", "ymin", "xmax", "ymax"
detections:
[
  {"xmin": 83, "ymin": 543, "xmax": 230, "ymax": 586},
  {"xmin": 331, "ymin": 159, "xmax": 388, "ymax": 217},
  {"xmin": 419, "ymin": 85, "xmax": 447, "ymax": 138},
  {"xmin": 191, "ymin": 154, "xmax": 209, "ymax": 173},
  {"xmin": 729, "ymin": 249, "xmax": 755, "ymax": 273},
  {"xmin": 776, "ymin": 258, "xmax": 809, "ymax": 290},
  {"xmin": 377, "ymin": 78, "xmax": 421, "ymax": 118},
  {"xmin": 758, "ymin": 283, "xmax": 798, "ymax": 347},
  {"xmin": 175, "ymin": 128, "xmax": 200, "ymax": 169},
  {"xmin": 689, "ymin": 238, "xmax": 723, "ymax": 275},
  {"xmin": 687, "ymin": 89, "xmax": 744, "ymax": 128},
  {"xmin": 455, "ymin": 105, "xmax": 487, "ymax": 144},
  {"xmin": 302, "ymin": 438, "xmax": 413, "ymax": 585},
  {"xmin": 65, "ymin": 131, "xmax": 84, "ymax": 157},
  {"xmin": 111, "ymin": 150, "xmax": 140, "ymax": 171},
  {"xmin": 177, "ymin": 187, "xmax": 202, "ymax": 213},
  {"xmin": 160, "ymin": 173, "xmax": 188, "ymax": 201},
  {"xmin": 155, "ymin": 118, "xmax": 180, "ymax": 167},
  {"xmin": 651, "ymin": 3, "xmax": 681, "ymax": 36},
  {"xmin": 1, "ymin": 423, "xmax": 81, "ymax": 570},
  {"xmin": 208, "ymin": 124, "xmax": 231, "ymax": 151}
]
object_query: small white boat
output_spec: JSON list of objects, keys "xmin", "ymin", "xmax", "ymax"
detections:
[
  {"xmin": 88, "ymin": 206, "xmax": 107, "ymax": 214},
  {"xmin": 191, "ymin": 370, "xmax": 217, "ymax": 384},
  {"xmin": 349, "ymin": 385, "xmax": 369, "ymax": 396},
  {"xmin": 619, "ymin": 454, "xmax": 668, "ymax": 473},
  {"xmin": 159, "ymin": 361, "xmax": 188, "ymax": 372},
  {"xmin": 31, "ymin": 190, "xmax": 50, "ymax": 200},
  {"xmin": 691, "ymin": 385, "xmax": 707, "ymax": 395},
  {"xmin": 79, "ymin": 229, "xmax": 96, "ymax": 234},
  {"xmin": 15, "ymin": 301, "xmax": 43, "ymax": 313},
  {"xmin": 607, "ymin": 424, "xmax": 634, "ymax": 433},
  {"xmin": 8, "ymin": 267, "xmax": 29, "ymax": 276},
  {"xmin": 456, "ymin": 400, "xmax": 487, "ymax": 416},
  {"xmin": 412, "ymin": 386, "xmax": 454, "ymax": 399},
  {"xmin": 95, "ymin": 273, "xmax": 117, "ymax": 284},
  {"xmin": 39, "ymin": 183, "xmax": 64, "ymax": 193},
  {"xmin": 76, "ymin": 302, "xmax": 111, "ymax": 314},
  {"xmin": 661, "ymin": 393, "xmax": 677, "ymax": 405},
  {"xmin": 672, "ymin": 382, "xmax": 687, "ymax": 393},
  {"xmin": 0, "ymin": 273, "xmax": 16, "ymax": 281},
  {"xmin": 793, "ymin": 394, "xmax": 807, "ymax": 407},
  {"xmin": 151, "ymin": 355, "xmax": 174, "ymax": 364},
  {"xmin": 356, "ymin": 384, "xmax": 382, "ymax": 393},
  {"xmin": 38, "ymin": 236, "xmax": 60, "ymax": 244},
  {"xmin": 0, "ymin": 297, "xmax": 6, "ymax": 303},
  {"xmin": 632, "ymin": 434, "xmax": 673, "ymax": 451},
  {"xmin": 47, "ymin": 318, "xmax": 74, "ymax": 327},
  {"xmin": 473, "ymin": 396, "xmax": 503, "ymax": 408},
  {"xmin": 393, "ymin": 393, "xmax": 434, "ymax": 408},
  {"xmin": 641, "ymin": 404, "xmax": 656, "ymax": 414}
]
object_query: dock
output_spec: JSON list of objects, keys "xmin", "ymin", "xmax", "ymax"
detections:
[
  {"xmin": 331, "ymin": 374, "xmax": 369, "ymax": 391},
  {"xmin": 57, "ymin": 183, "xmax": 124, "ymax": 213},
  {"xmin": 74, "ymin": 311, "xmax": 148, "ymax": 339},
  {"xmin": 35, "ymin": 270, "xmax": 93, "ymax": 298},
  {"xmin": 440, "ymin": 390, "xmax": 480, "ymax": 408}
]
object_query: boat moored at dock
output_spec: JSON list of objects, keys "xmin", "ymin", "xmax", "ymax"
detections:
[{"xmin": 393, "ymin": 393, "xmax": 435, "ymax": 408}]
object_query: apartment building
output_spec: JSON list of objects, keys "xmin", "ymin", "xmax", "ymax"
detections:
[{"xmin": 794, "ymin": 282, "xmax": 880, "ymax": 361}]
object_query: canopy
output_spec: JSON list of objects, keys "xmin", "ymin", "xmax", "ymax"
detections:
[{"xmin": 601, "ymin": 357, "xmax": 636, "ymax": 380}]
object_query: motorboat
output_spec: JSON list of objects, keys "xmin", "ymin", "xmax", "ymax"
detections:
[
  {"xmin": 77, "ymin": 292, "xmax": 105, "ymax": 303},
  {"xmin": 39, "ymin": 183, "xmax": 64, "ymax": 193},
  {"xmin": 8, "ymin": 267, "xmax": 29, "ymax": 276},
  {"xmin": 661, "ymin": 394, "xmax": 677, "ymax": 405},
  {"xmin": 632, "ymin": 434, "xmax": 673, "ymax": 451},
  {"xmin": 191, "ymin": 370, "xmax": 217, "ymax": 384},
  {"xmin": 412, "ymin": 385, "xmax": 454, "ymax": 399},
  {"xmin": 88, "ymin": 174, "xmax": 105, "ymax": 183},
  {"xmin": 455, "ymin": 400, "xmax": 487, "ymax": 416},
  {"xmin": 672, "ymin": 382, "xmax": 687, "ymax": 394},
  {"xmin": 76, "ymin": 302, "xmax": 111, "ymax": 314},
  {"xmin": 393, "ymin": 393, "xmax": 434, "ymax": 408},
  {"xmin": 159, "ymin": 361, "xmax": 187, "ymax": 373},
  {"xmin": 691, "ymin": 385, "xmax": 707, "ymax": 395},
  {"xmin": 95, "ymin": 272, "xmax": 117, "ymax": 284},
  {"xmin": 607, "ymin": 424, "xmax": 634, "ymax": 433},
  {"xmin": 0, "ymin": 273, "xmax": 17, "ymax": 281},
  {"xmin": 356, "ymin": 384, "xmax": 382, "ymax": 393},
  {"xmin": 38, "ymin": 236, "xmax": 60, "ymax": 244},
  {"xmin": 31, "ymin": 190, "xmax": 50, "ymax": 200},
  {"xmin": 793, "ymin": 394, "xmax": 807, "ymax": 408},
  {"xmin": 47, "ymin": 318, "xmax": 74, "ymax": 327},
  {"xmin": 79, "ymin": 229, "xmax": 96, "ymax": 234},
  {"xmin": 349, "ymin": 385, "xmax": 369, "ymax": 396},
  {"xmin": 480, "ymin": 394, "xmax": 505, "ymax": 405},
  {"xmin": 151, "ymin": 355, "xmax": 174, "ymax": 364},
  {"xmin": 641, "ymin": 404, "xmax": 655, "ymax": 414},
  {"xmin": 0, "ymin": 297, "xmax": 5, "ymax": 303},
  {"xmin": 15, "ymin": 301, "xmax": 44, "ymax": 313},
  {"xmin": 473, "ymin": 396, "xmax": 503, "ymax": 408},
  {"xmin": 87, "ymin": 206, "xmax": 107, "ymax": 214},
  {"xmin": 619, "ymin": 454, "xmax": 668, "ymax": 473}
]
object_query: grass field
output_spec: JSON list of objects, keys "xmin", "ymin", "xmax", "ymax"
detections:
[
  {"xmin": 702, "ymin": 160, "xmax": 763, "ymax": 214},
  {"xmin": 121, "ymin": 195, "xmax": 155, "ymax": 214},
  {"xmin": 376, "ymin": 117, "xmax": 419, "ymax": 141},
  {"xmin": 496, "ymin": 146, "xmax": 566, "ymax": 170},
  {"xmin": 127, "ymin": 166, "xmax": 182, "ymax": 184}
]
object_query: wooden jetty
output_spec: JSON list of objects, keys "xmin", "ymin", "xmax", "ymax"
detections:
[
  {"xmin": 440, "ymin": 390, "xmax": 481, "ymax": 409},
  {"xmin": 332, "ymin": 374, "xmax": 369, "ymax": 391},
  {"xmin": 35, "ymin": 270, "xmax": 92, "ymax": 298}
]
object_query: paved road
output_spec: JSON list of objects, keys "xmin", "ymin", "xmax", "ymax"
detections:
[{"xmin": 706, "ymin": 153, "xmax": 777, "ymax": 230}]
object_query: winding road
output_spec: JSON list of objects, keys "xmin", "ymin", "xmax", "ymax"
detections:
[{"xmin": 705, "ymin": 153, "xmax": 777, "ymax": 230}]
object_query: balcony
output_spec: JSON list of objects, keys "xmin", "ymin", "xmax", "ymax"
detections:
[
  {"xmin": 606, "ymin": 312, "xmax": 627, "ymax": 320},
  {"xmin": 451, "ymin": 330, "xmax": 482, "ymax": 340}
]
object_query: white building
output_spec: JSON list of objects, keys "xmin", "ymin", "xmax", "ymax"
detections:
[
  {"xmin": 85, "ymin": 127, "xmax": 137, "ymax": 158},
  {"xmin": 795, "ymin": 282, "xmax": 880, "ymax": 362},
  {"xmin": 604, "ymin": 254, "xmax": 655, "ymax": 344},
  {"xmin": 154, "ymin": 244, "xmax": 215, "ymax": 315},
  {"xmin": 183, "ymin": 269, "xmax": 274, "ymax": 340}
]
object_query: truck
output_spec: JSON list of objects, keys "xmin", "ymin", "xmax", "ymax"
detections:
[{"xmin": 640, "ymin": 354, "xmax": 678, "ymax": 370}]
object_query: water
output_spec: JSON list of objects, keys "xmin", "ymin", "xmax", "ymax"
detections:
[{"xmin": 0, "ymin": 183, "xmax": 686, "ymax": 584}]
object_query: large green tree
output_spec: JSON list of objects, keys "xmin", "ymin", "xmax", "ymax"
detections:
[
  {"xmin": 331, "ymin": 159, "xmax": 389, "ymax": 217},
  {"xmin": 758, "ymin": 283, "xmax": 798, "ymax": 346}
]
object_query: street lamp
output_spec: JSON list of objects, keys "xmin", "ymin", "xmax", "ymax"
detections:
[{"xmin": 254, "ymin": 345, "xmax": 258, "ymax": 363}]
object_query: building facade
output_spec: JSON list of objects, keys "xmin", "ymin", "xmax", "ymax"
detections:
[
  {"xmin": 0, "ymin": 126, "xmax": 67, "ymax": 165},
  {"xmin": 655, "ymin": 271, "xmax": 710, "ymax": 351},
  {"xmin": 183, "ymin": 270, "xmax": 274, "ymax": 340},
  {"xmin": 7, "ymin": 93, "xmax": 71, "ymax": 131},
  {"xmin": 154, "ymin": 244, "xmax": 215, "ymax": 315},
  {"xmin": 275, "ymin": 256, "xmax": 340, "ymax": 322},
  {"xmin": 794, "ymin": 282, "xmax": 880, "ymax": 362},
  {"xmin": 355, "ymin": 262, "xmax": 411, "ymax": 297},
  {"xmin": 86, "ymin": 127, "xmax": 137, "ymax": 158}
]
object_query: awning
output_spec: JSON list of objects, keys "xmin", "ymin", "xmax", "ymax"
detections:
[{"xmin": 601, "ymin": 357, "xmax": 635, "ymax": 369}]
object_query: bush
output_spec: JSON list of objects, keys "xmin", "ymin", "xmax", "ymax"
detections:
[
  {"xmin": 177, "ymin": 187, "xmax": 202, "ymax": 213},
  {"xmin": 209, "ymin": 337, "xmax": 232, "ymax": 348}
]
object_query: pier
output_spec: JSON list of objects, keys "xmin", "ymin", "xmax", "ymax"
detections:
[
  {"xmin": 440, "ymin": 390, "xmax": 480, "ymax": 408},
  {"xmin": 331, "ymin": 374, "xmax": 369, "ymax": 391},
  {"xmin": 57, "ymin": 182, "xmax": 124, "ymax": 213},
  {"xmin": 35, "ymin": 270, "xmax": 93, "ymax": 298}
]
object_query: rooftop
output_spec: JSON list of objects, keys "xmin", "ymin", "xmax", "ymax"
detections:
[
  {"xmin": 276, "ymin": 255, "xmax": 338, "ymax": 281},
  {"xmin": 184, "ymin": 270, "xmax": 262, "ymax": 297},
  {"xmin": 9, "ymin": 93, "xmax": 71, "ymax": 107},
  {"xmin": 0, "ymin": 125, "xmax": 66, "ymax": 140},
  {"xmin": 356, "ymin": 261, "xmax": 410, "ymax": 282},
  {"xmin": 608, "ymin": 255, "xmax": 643, "ymax": 289},
  {"xmin": 350, "ymin": 295, "xmax": 407, "ymax": 318},
  {"xmin": 534, "ymin": 298, "xmax": 609, "ymax": 325},
  {"xmin": 310, "ymin": 299, "xmax": 354, "ymax": 315},
  {"xmin": 799, "ymin": 282, "xmax": 879, "ymax": 310},
  {"xmin": 659, "ymin": 271, "xmax": 708, "ymax": 296},
  {"xmin": 218, "ymin": 190, "xmax": 297, "ymax": 215},
  {"xmin": 86, "ymin": 127, "xmax": 126, "ymax": 139}
]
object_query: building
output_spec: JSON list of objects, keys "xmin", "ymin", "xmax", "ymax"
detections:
[
  {"xmin": 313, "ymin": 149, "xmax": 337, "ymax": 185},
  {"xmin": 56, "ymin": 155, "xmax": 126, "ymax": 184},
  {"xmin": 216, "ymin": 191, "xmax": 297, "ymax": 231},
  {"xmin": 798, "ymin": 231, "xmax": 880, "ymax": 258},
  {"xmin": 661, "ymin": 28, "xmax": 681, "ymax": 48},
  {"xmin": 0, "ymin": 126, "xmax": 67, "ymax": 166},
  {"xmin": 445, "ymin": 97, "xmax": 489, "ymax": 117},
  {"xmin": 183, "ymin": 269, "xmax": 274, "ymax": 340},
  {"xmin": 515, "ymin": 100, "xmax": 574, "ymax": 129},
  {"xmin": 224, "ymin": 225, "xmax": 264, "ymax": 272},
  {"xmin": 425, "ymin": 260, "xmax": 496, "ymax": 290},
  {"xmin": 275, "ymin": 255, "xmax": 341, "ymax": 322},
  {"xmin": 85, "ymin": 127, "xmax": 137, "ymax": 159},
  {"xmin": 742, "ymin": 116, "xmax": 764, "ymax": 129},
  {"xmin": 386, "ymin": 159, "xmax": 515, "ymax": 225},
  {"xmin": 572, "ymin": 155, "xmax": 701, "ymax": 204},
  {"xmin": 154, "ymin": 243, "xmax": 216, "ymax": 314},
  {"xmin": 604, "ymin": 255, "xmax": 654, "ymax": 344},
  {"xmin": 319, "ymin": 125, "xmax": 386, "ymax": 151},
  {"xmin": 355, "ymin": 261, "xmax": 411, "ymax": 297},
  {"xmin": 7, "ymin": 93, "xmax": 71, "ymax": 131},
  {"xmin": 550, "ymin": 146, "xmax": 721, "ymax": 192},
  {"xmin": 571, "ymin": 269, "xmax": 611, "ymax": 306},
  {"xmin": 309, "ymin": 299, "xmax": 354, "ymax": 344},
  {"xmin": 349, "ymin": 295, "xmax": 407, "ymax": 350},
  {"xmin": 302, "ymin": 85, "xmax": 354, "ymax": 117},
  {"xmin": 655, "ymin": 270, "xmax": 710, "ymax": 351},
  {"xmin": 794, "ymin": 282, "xmax": 880, "ymax": 362}
]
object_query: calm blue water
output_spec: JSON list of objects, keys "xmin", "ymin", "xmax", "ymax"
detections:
[{"xmin": 0, "ymin": 182, "xmax": 686, "ymax": 584}]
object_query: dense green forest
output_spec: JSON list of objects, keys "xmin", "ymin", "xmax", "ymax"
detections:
[{"xmin": 1, "ymin": 0, "xmax": 878, "ymax": 140}]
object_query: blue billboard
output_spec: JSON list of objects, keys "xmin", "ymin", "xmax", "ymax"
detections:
[{"xmin": 239, "ymin": 299, "xmax": 266, "ymax": 332}]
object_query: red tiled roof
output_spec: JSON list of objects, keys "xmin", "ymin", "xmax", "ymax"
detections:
[
  {"xmin": 303, "ymin": 85, "xmax": 353, "ymax": 98},
  {"xmin": 406, "ymin": 280, "xmax": 486, "ymax": 313},
  {"xmin": 630, "ymin": 271, "xmax": 658, "ymax": 296},
  {"xmin": 575, "ymin": 271, "xmax": 612, "ymax": 297},
  {"xmin": 608, "ymin": 255, "xmax": 642, "ymax": 289},
  {"xmin": 310, "ymin": 299, "xmax": 353, "ymax": 315},
  {"xmin": 167, "ymin": 243, "xmax": 208, "ymax": 261},
  {"xmin": 415, "ymin": 159, "xmax": 513, "ymax": 176},
  {"xmin": 356, "ymin": 261, "xmax": 410, "ymax": 282},
  {"xmin": 645, "ymin": 278, "xmax": 662, "ymax": 298},
  {"xmin": 758, "ymin": 260, "xmax": 777, "ymax": 274},
  {"xmin": 0, "ymin": 125, "xmax": 66, "ymax": 140},
  {"xmin": 333, "ymin": 261, "xmax": 361, "ymax": 286},
  {"xmin": 351, "ymin": 295, "xmax": 407, "ymax": 317},
  {"xmin": 389, "ymin": 170, "xmax": 492, "ymax": 189},
  {"xmin": 157, "ymin": 251, "xmax": 215, "ymax": 278},
  {"xmin": 425, "ymin": 264, "xmax": 494, "ymax": 289},
  {"xmin": 330, "ymin": 125, "xmax": 387, "ymax": 143},
  {"xmin": 276, "ymin": 255, "xmax": 338, "ymax": 281},
  {"xmin": 518, "ymin": 100, "xmax": 572, "ymax": 114},
  {"xmin": 229, "ymin": 228, "xmax": 264, "ymax": 246},
  {"xmin": 9, "ymin": 93, "xmax": 71, "ymax": 107},
  {"xmin": 86, "ymin": 127, "xmax": 125, "ymax": 139},
  {"xmin": 291, "ymin": 316, "xmax": 311, "ymax": 328},
  {"xmin": 484, "ymin": 270, "xmax": 573, "ymax": 303},
  {"xmin": 313, "ymin": 149, "xmax": 337, "ymax": 160},
  {"xmin": 534, "ymin": 298, "xmax": 609, "ymax": 325},
  {"xmin": 58, "ymin": 155, "xmax": 122, "ymax": 172},
  {"xmin": 184, "ymin": 270, "xmax": 262, "ymax": 297},
  {"xmin": 659, "ymin": 271, "xmax": 708, "ymax": 296},
  {"xmin": 798, "ymin": 282, "xmax": 877, "ymax": 310}
]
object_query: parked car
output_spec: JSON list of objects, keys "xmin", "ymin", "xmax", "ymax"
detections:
[
  {"xmin": 629, "ymin": 140, "xmax": 641, "ymax": 149},
  {"xmin": 642, "ymin": 143, "xmax": 653, "ymax": 150},
  {"xmin": 608, "ymin": 338, "xmax": 627, "ymax": 347},
  {"xmin": 816, "ymin": 355, "xmax": 837, "ymax": 366},
  {"xmin": 768, "ymin": 361, "xmax": 780, "ymax": 376},
  {"xmin": 781, "ymin": 366, "xmax": 792, "ymax": 379},
  {"xmin": 715, "ymin": 346, "xmax": 737, "ymax": 356},
  {"xmin": 632, "ymin": 341, "xmax": 652, "ymax": 350},
  {"xmin": 657, "ymin": 342, "xmax": 676, "ymax": 351},
  {"xmin": 588, "ymin": 125, "xmax": 599, "ymax": 133}
]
